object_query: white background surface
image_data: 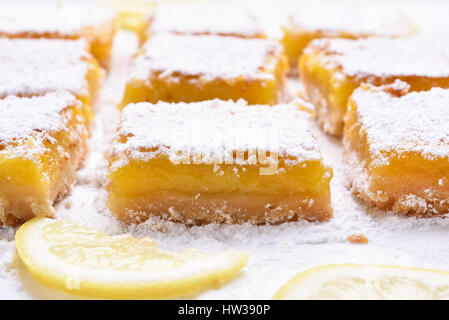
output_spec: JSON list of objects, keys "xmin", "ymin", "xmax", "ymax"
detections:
[{"xmin": 1, "ymin": 0, "xmax": 449, "ymax": 299}]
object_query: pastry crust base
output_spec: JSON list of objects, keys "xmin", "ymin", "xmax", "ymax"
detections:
[{"xmin": 108, "ymin": 190, "xmax": 333, "ymax": 225}]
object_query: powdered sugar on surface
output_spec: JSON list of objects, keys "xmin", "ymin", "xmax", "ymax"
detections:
[
  {"xmin": 113, "ymin": 100, "xmax": 321, "ymax": 167},
  {"xmin": 0, "ymin": 5, "xmax": 115, "ymax": 36},
  {"xmin": 130, "ymin": 34, "xmax": 281, "ymax": 81},
  {"xmin": 0, "ymin": 91, "xmax": 77, "ymax": 145},
  {"xmin": 2, "ymin": 1, "xmax": 449, "ymax": 300},
  {"xmin": 0, "ymin": 38, "xmax": 90, "ymax": 98},
  {"xmin": 151, "ymin": 4, "xmax": 264, "ymax": 38},
  {"xmin": 290, "ymin": 3, "xmax": 413, "ymax": 37},
  {"xmin": 237, "ymin": 0, "xmax": 295, "ymax": 40},
  {"xmin": 351, "ymin": 86, "xmax": 449, "ymax": 163},
  {"xmin": 311, "ymin": 37, "xmax": 449, "ymax": 78}
]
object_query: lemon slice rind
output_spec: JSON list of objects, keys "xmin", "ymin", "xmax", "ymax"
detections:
[
  {"xmin": 16, "ymin": 217, "xmax": 249, "ymax": 299},
  {"xmin": 273, "ymin": 264, "xmax": 449, "ymax": 300}
]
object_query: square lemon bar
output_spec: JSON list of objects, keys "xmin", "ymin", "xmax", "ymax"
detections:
[
  {"xmin": 149, "ymin": 3, "xmax": 265, "ymax": 39},
  {"xmin": 0, "ymin": 38, "xmax": 103, "ymax": 108},
  {"xmin": 119, "ymin": 33, "xmax": 287, "ymax": 108},
  {"xmin": 0, "ymin": 91, "xmax": 90, "ymax": 226},
  {"xmin": 108, "ymin": 99, "xmax": 333, "ymax": 224},
  {"xmin": 283, "ymin": 3, "xmax": 414, "ymax": 69},
  {"xmin": 344, "ymin": 82, "xmax": 449, "ymax": 216},
  {"xmin": 300, "ymin": 38, "xmax": 449, "ymax": 137},
  {"xmin": 0, "ymin": 6, "xmax": 117, "ymax": 68}
]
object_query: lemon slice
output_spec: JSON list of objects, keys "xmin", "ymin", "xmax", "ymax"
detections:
[
  {"xmin": 274, "ymin": 264, "xmax": 449, "ymax": 300},
  {"xmin": 15, "ymin": 217, "xmax": 249, "ymax": 299},
  {"xmin": 97, "ymin": 0, "xmax": 155, "ymax": 33}
]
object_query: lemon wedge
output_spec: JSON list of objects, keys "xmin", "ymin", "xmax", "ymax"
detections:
[
  {"xmin": 274, "ymin": 264, "xmax": 449, "ymax": 300},
  {"xmin": 97, "ymin": 0, "xmax": 155, "ymax": 34},
  {"xmin": 15, "ymin": 217, "xmax": 248, "ymax": 299}
]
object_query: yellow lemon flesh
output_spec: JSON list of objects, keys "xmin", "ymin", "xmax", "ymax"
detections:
[
  {"xmin": 274, "ymin": 264, "xmax": 449, "ymax": 300},
  {"xmin": 97, "ymin": 0, "xmax": 154, "ymax": 39},
  {"xmin": 15, "ymin": 217, "xmax": 248, "ymax": 299}
]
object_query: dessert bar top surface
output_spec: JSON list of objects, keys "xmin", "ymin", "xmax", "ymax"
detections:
[
  {"xmin": 290, "ymin": 4, "xmax": 411, "ymax": 37},
  {"xmin": 130, "ymin": 34, "xmax": 282, "ymax": 81},
  {"xmin": 113, "ymin": 99, "xmax": 322, "ymax": 165},
  {"xmin": 351, "ymin": 84, "xmax": 449, "ymax": 162},
  {"xmin": 151, "ymin": 4, "xmax": 264, "ymax": 38},
  {"xmin": 0, "ymin": 91, "xmax": 78, "ymax": 151},
  {"xmin": 0, "ymin": 6, "xmax": 115, "ymax": 36},
  {"xmin": 0, "ymin": 38, "xmax": 90, "ymax": 98},
  {"xmin": 307, "ymin": 38, "xmax": 449, "ymax": 78}
]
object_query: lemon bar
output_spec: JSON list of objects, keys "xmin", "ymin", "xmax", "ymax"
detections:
[
  {"xmin": 108, "ymin": 99, "xmax": 333, "ymax": 224},
  {"xmin": 149, "ymin": 4, "xmax": 265, "ymax": 39},
  {"xmin": 0, "ymin": 6, "xmax": 117, "ymax": 68},
  {"xmin": 283, "ymin": 3, "xmax": 414, "ymax": 69},
  {"xmin": 0, "ymin": 91, "xmax": 90, "ymax": 226},
  {"xmin": 300, "ymin": 38, "xmax": 449, "ymax": 136},
  {"xmin": 0, "ymin": 38, "xmax": 103, "ymax": 107},
  {"xmin": 344, "ymin": 82, "xmax": 449, "ymax": 216},
  {"xmin": 119, "ymin": 34, "xmax": 287, "ymax": 108}
]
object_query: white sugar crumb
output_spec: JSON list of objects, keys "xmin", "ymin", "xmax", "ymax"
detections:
[
  {"xmin": 0, "ymin": 38, "xmax": 90, "ymax": 98},
  {"xmin": 151, "ymin": 4, "xmax": 264, "ymax": 38},
  {"xmin": 393, "ymin": 194, "xmax": 429, "ymax": 215},
  {"xmin": 0, "ymin": 5, "xmax": 115, "ymax": 36},
  {"xmin": 0, "ymin": 91, "xmax": 77, "ymax": 145},
  {"xmin": 0, "ymin": 240, "xmax": 15, "ymax": 275},
  {"xmin": 112, "ymin": 99, "xmax": 322, "ymax": 167},
  {"xmin": 130, "ymin": 34, "xmax": 282, "ymax": 81},
  {"xmin": 379, "ymin": 79, "xmax": 411, "ymax": 95},
  {"xmin": 310, "ymin": 38, "xmax": 449, "ymax": 78},
  {"xmin": 291, "ymin": 3, "xmax": 412, "ymax": 37},
  {"xmin": 351, "ymin": 86, "xmax": 449, "ymax": 163}
]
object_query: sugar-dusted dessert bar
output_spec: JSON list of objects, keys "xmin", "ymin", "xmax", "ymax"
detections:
[
  {"xmin": 119, "ymin": 34, "xmax": 287, "ymax": 108},
  {"xmin": 108, "ymin": 99, "xmax": 333, "ymax": 224},
  {"xmin": 0, "ymin": 91, "xmax": 90, "ymax": 226},
  {"xmin": 0, "ymin": 38, "xmax": 103, "ymax": 107},
  {"xmin": 300, "ymin": 38, "xmax": 449, "ymax": 137},
  {"xmin": 0, "ymin": 6, "xmax": 117, "ymax": 68},
  {"xmin": 149, "ymin": 3, "xmax": 265, "ymax": 39},
  {"xmin": 282, "ymin": 3, "xmax": 414, "ymax": 69},
  {"xmin": 344, "ymin": 82, "xmax": 449, "ymax": 216}
]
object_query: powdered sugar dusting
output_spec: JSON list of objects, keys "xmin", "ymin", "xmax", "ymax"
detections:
[
  {"xmin": 130, "ymin": 34, "xmax": 282, "ymax": 81},
  {"xmin": 112, "ymin": 99, "xmax": 322, "ymax": 167},
  {"xmin": 311, "ymin": 38, "xmax": 449, "ymax": 78},
  {"xmin": 351, "ymin": 85, "xmax": 449, "ymax": 163},
  {"xmin": 151, "ymin": 4, "xmax": 264, "ymax": 38},
  {"xmin": 0, "ymin": 38, "xmax": 90, "ymax": 98},
  {"xmin": 0, "ymin": 5, "xmax": 115, "ymax": 36},
  {"xmin": 291, "ymin": 3, "xmax": 413, "ymax": 37},
  {"xmin": 239, "ymin": 0, "xmax": 296, "ymax": 40},
  {"xmin": 0, "ymin": 91, "xmax": 77, "ymax": 145}
]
